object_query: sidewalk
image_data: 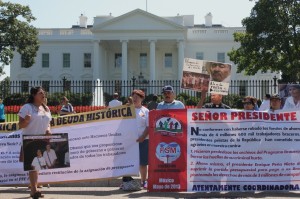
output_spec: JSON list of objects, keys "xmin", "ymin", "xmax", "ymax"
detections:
[{"xmin": 1, "ymin": 186, "xmax": 300, "ymax": 199}]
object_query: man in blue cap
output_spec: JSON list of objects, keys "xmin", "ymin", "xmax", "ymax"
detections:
[{"xmin": 157, "ymin": 85, "xmax": 185, "ymax": 110}]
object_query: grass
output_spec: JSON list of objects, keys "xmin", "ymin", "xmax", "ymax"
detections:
[{"xmin": 5, "ymin": 114, "xmax": 59, "ymax": 122}]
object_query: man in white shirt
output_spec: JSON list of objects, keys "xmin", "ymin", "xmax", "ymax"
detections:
[
  {"xmin": 108, "ymin": 93, "xmax": 122, "ymax": 107},
  {"xmin": 43, "ymin": 144, "xmax": 57, "ymax": 169},
  {"xmin": 259, "ymin": 94, "xmax": 271, "ymax": 111}
]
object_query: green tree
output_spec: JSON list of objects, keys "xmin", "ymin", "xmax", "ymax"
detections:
[
  {"xmin": 228, "ymin": 0, "xmax": 300, "ymax": 82},
  {"xmin": 0, "ymin": 1, "xmax": 39, "ymax": 72}
]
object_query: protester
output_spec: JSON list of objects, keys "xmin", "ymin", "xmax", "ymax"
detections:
[
  {"xmin": 0, "ymin": 98, "xmax": 5, "ymax": 123},
  {"xmin": 59, "ymin": 96, "xmax": 74, "ymax": 116},
  {"xmin": 31, "ymin": 149, "xmax": 47, "ymax": 171},
  {"xmin": 108, "ymin": 92, "xmax": 122, "ymax": 107},
  {"xmin": 132, "ymin": 90, "xmax": 149, "ymax": 188},
  {"xmin": 207, "ymin": 62, "xmax": 231, "ymax": 83},
  {"xmin": 259, "ymin": 94, "xmax": 271, "ymax": 111},
  {"xmin": 147, "ymin": 95, "xmax": 158, "ymax": 110},
  {"xmin": 43, "ymin": 144, "xmax": 57, "ymax": 169},
  {"xmin": 121, "ymin": 90, "xmax": 149, "ymax": 190},
  {"xmin": 157, "ymin": 85, "xmax": 185, "ymax": 110},
  {"xmin": 125, "ymin": 96, "xmax": 133, "ymax": 106},
  {"xmin": 198, "ymin": 93, "xmax": 231, "ymax": 109},
  {"xmin": 269, "ymin": 94, "xmax": 282, "ymax": 112},
  {"xmin": 18, "ymin": 86, "xmax": 52, "ymax": 198},
  {"xmin": 282, "ymin": 85, "xmax": 300, "ymax": 110},
  {"xmin": 243, "ymin": 96, "xmax": 257, "ymax": 111}
]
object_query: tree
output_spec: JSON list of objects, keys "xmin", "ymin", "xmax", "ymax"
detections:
[
  {"xmin": 228, "ymin": 0, "xmax": 300, "ymax": 82},
  {"xmin": 0, "ymin": 1, "xmax": 39, "ymax": 73}
]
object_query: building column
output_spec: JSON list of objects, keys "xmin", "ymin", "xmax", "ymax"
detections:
[
  {"xmin": 149, "ymin": 40, "xmax": 156, "ymax": 81},
  {"xmin": 121, "ymin": 40, "xmax": 128, "ymax": 81},
  {"xmin": 93, "ymin": 40, "xmax": 104, "ymax": 106},
  {"xmin": 177, "ymin": 40, "xmax": 184, "ymax": 80},
  {"xmin": 93, "ymin": 40, "xmax": 100, "ymax": 80}
]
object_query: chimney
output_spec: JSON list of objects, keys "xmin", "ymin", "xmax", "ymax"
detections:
[
  {"xmin": 79, "ymin": 14, "xmax": 88, "ymax": 28},
  {"xmin": 205, "ymin": 12, "xmax": 212, "ymax": 27}
]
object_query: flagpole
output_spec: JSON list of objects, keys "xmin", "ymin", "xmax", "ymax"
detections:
[{"xmin": 146, "ymin": 0, "xmax": 148, "ymax": 12}]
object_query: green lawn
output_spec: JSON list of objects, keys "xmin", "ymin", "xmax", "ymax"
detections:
[{"xmin": 5, "ymin": 114, "xmax": 59, "ymax": 122}]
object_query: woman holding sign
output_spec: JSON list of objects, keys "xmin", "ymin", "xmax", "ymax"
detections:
[
  {"xmin": 19, "ymin": 86, "xmax": 52, "ymax": 199},
  {"xmin": 132, "ymin": 89, "xmax": 149, "ymax": 188}
]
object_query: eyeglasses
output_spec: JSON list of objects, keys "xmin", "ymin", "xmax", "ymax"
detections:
[{"xmin": 243, "ymin": 102, "xmax": 252, "ymax": 105}]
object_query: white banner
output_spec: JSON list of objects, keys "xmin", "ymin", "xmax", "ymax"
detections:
[
  {"xmin": 187, "ymin": 109, "xmax": 300, "ymax": 192},
  {"xmin": 0, "ymin": 107, "xmax": 139, "ymax": 185}
]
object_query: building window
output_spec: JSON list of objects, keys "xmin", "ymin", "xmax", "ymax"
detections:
[
  {"xmin": 196, "ymin": 52, "xmax": 204, "ymax": 60},
  {"xmin": 139, "ymin": 53, "xmax": 147, "ymax": 68},
  {"xmin": 42, "ymin": 53, "xmax": 49, "ymax": 68},
  {"xmin": 217, "ymin": 52, "xmax": 225, "ymax": 63},
  {"xmin": 115, "ymin": 53, "xmax": 122, "ymax": 68},
  {"xmin": 84, "ymin": 53, "xmax": 91, "ymax": 68},
  {"xmin": 41, "ymin": 81, "xmax": 50, "ymax": 92},
  {"xmin": 164, "ymin": 53, "xmax": 172, "ymax": 68},
  {"xmin": 21, "ymin": 81, "xmax": 29, "ymax": 93},
  {"xmin": 63, "ymin": 53, "xmax": 70, "ymax": 68},
  {"xmin": 84, "ymin": 80, "xmax": 93, "ymax": 93},
  {"xmin": 21, "ymin": 55, "xmax": 29, "ymax": 68}
]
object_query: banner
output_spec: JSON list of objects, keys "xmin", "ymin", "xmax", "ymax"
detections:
[
  {"xmin": 0, "ymin": 105, "xmax": 139, "ymax": 185},
  {"xmin": 148, "ymin": 109, "xmax": 300, "ymax": 192}
]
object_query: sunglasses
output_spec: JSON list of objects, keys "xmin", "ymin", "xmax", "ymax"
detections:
[{"xmin": 243, "ymin": 102, "xmax": 252, "ymax": 105}]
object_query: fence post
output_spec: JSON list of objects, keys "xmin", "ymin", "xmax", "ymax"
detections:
[
  {"xmin": 273, "ymin": 76, "xmax": 278, "ymax": 94},
  {"xmin": 131, "ymin": 76, "xmax": 136, "ymax": 91}
]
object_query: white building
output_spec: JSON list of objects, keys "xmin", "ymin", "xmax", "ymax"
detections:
[{"xmin": 10, "ymin": 9, "xmax": 279, "ymax": 102}]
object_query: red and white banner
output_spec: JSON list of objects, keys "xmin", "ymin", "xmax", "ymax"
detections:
[{"xmin": 148, "ymin": 109, "xmax": 300, "ymax": 192}]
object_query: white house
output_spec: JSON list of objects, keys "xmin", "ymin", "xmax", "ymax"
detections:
[{"xmin": 10, "ymin": 9, "xmax": 279, "ymax": 103}]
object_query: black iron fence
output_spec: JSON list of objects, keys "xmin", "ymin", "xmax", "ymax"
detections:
[{"xmin": 1, "ymin": 79, "xmax": 278, "ymax": 122}]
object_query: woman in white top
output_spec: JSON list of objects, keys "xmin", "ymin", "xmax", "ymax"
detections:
[
  {"xmin": 32, "ymin": 149, "xmax": 47, "ymax": 171},
  {"xmin": 132, "ymin": 89, "xmax": 149, "ymax": 188},
  {"xmin": 283, "ymin": 85, "xmax": 300, "ymax": 110},
  {"xmin": 19, "ymin": 86, "xmax": 52, "ymax": 198}
]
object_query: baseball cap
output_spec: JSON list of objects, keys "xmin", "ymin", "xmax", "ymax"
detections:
[
  {"xmin": 270, "ymin": 94, "xmax": 281, "ymax": 100},
  {"xmin": 162, "ymin": 85, "xmax": 174, "ymax": 93}
]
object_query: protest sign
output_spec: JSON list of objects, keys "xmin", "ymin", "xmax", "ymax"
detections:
[
  {"xmin": 149, "ymin": 109, "xmax": 300, "ymax": 192},
  {"xmin": 181, "ymin": 58, "xmax": 231, "ymax": 95},
  {"xmin": 0, "ymin": 105, "xmax": 139, "ymax": 185}
]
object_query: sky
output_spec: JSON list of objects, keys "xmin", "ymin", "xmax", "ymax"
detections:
[{"xmin": 1, "ymin": 0, "xmax": 256, "ymax": 80}]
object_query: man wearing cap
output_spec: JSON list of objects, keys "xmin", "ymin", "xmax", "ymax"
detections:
[
  {"xmin": 268, "ymin": 94, "xmax": 282, "ymax": 112},
  {"xmin": 108, "ymin": 92, "xmax": 122, "ymax": 108},
  {"xmin": 259, "ymin": 94, "xmax": 271, "ymax": 111},
  {"xmin": 157, "ymin": 85, "xmax": 185, "ymax": 110},
  {"xmin": 282, "ymin": 84, "xmax": 300, "ymax": 110}
]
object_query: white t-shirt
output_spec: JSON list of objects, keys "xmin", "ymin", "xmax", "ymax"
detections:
[
  {"xmin": 259, "ymin": 99, "xmax": 270, "ymax": 111},
  {"xmin": 64, "ymin": 152, "xmax": 70, "ymax": 165},
  {"xmin": 43, "ymin": 149, "xmax": 57, "ymax": 167},
  {"xmin": 135, "ymin": 106, "xmax": 149, "ymax": 139},
  {"xmin": 31, "ymin": 156, "xmax": 47, "ymax": 171},
  {"xmin": 108, "ymin": 99, "xmax": 122, "ymax": 107},
  {"xmin": 283, "ymin": 96, "xmax": 300, "ymax": 110},
  {"xmin": 18, "ymin": 104, "xmax": 52, "ymax": 135}
]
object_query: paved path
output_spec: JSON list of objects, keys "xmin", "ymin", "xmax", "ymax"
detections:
[{"xmin": 1, "ymin": 186, "xmax": 300, "ymax": 199}]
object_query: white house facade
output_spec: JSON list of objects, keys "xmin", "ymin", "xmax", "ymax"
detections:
[{"xmin": 10, "ymin": 9, "xmax": 279, "ymax": 102}]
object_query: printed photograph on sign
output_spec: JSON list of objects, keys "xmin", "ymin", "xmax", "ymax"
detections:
[
  {"xmin": 22, "ymin": 133, "xmax": 70, "ymax": 171},
  {"xmin": 279, "ymin": 84, "xmax": 300, "ymax": 110},
  {"xmin": 205, "ymin": 61, "xmax": 231, "ymax": 95},
  {"xmin": 181, "ymin": 58, "xmax": 210, "ymax": 92}
]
